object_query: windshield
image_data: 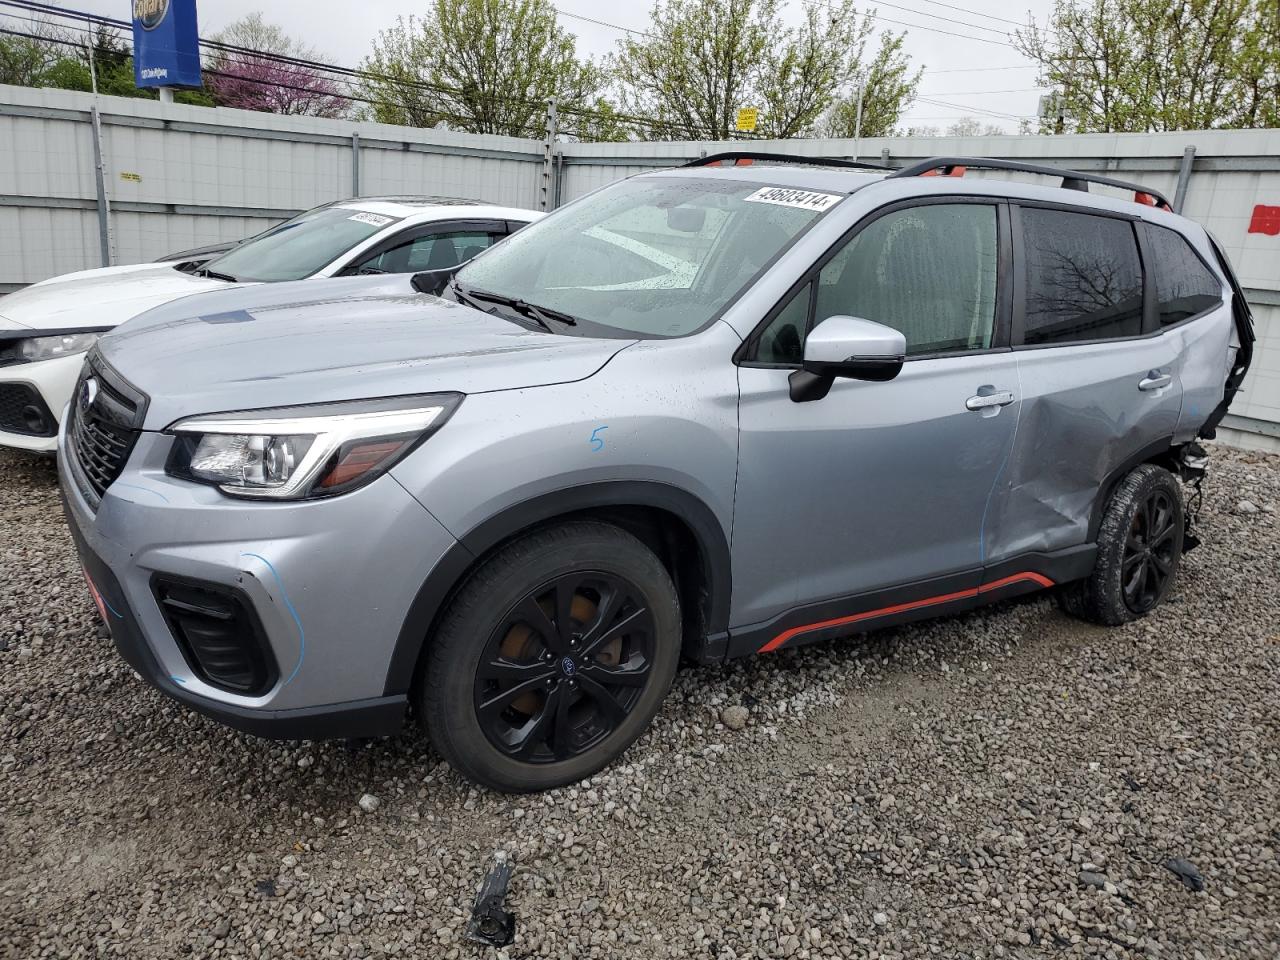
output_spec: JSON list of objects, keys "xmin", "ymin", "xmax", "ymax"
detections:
[
  {"xmin": 205, "ymin": 206, "xmax": 403, "ymax": 282},
  {"xmin": 454, "ymin": 176, "xmax": 840, "ymax": 338}
]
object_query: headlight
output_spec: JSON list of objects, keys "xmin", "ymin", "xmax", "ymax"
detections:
[
  {"xmin": 6, "ymin": 332, "xmax": 102, "ymax": 362},
  {"xmin": 165, "ymin": 394, "xmax": 461, "ymax": 499}
]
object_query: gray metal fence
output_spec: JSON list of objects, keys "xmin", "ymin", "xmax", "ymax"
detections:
[{"xmin": 1, "ymin": 83, "xmax": 1277, "ymax": 450}]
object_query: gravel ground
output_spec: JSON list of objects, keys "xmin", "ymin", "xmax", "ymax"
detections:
[{"xmin": 1, "ymin": 446, "xmax": 1278, "ymax": 960}]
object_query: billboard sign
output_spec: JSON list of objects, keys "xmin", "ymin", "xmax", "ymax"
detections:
[{"xmin": 133, "ymin": 0, "xmax": 202, "ymax": 89}]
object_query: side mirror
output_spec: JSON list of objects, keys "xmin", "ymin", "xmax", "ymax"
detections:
[
  {"xmin": 410, "ymin": 267, "xmax": 457, "ymax": 296},
  {"xmin": 790, "ymin": 315, "xmax": 906, "ymax": 402}
]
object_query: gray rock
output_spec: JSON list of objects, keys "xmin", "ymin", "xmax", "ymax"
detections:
[
  {"xmin": 358, "ymin": 793, "xmax": 381, "ymax": 813},
  {"xmin": 1079, "ymin": 870, "xmax": 1109, "ymax": 890},
  {"xmin": 721, "ymin": 705, "xmax": 750, "ymax": 731}
]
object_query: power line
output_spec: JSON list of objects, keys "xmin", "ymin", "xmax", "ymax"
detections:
[
  {"xmin": 925, "ymin": 64, "xmax": 1040, "ymax": 73},
  {"xmin": 553, "ymin": 0, "xmax": 1022, "ymax": 50},
  {"xmin": 846, "ymin": 0, "xmax": 1013, "ymax": 37},
  {"xmin": 917, "ymin": 87, "xmax": 1043, "ymax": 95},
  {"xmin": 554, "ymin": 7, "xmax": 650, "ymax": 38},
  {"xmin": 914, "ymin": 94, "xmax": 1029, "ymax": 120},
  {"xmin": 900, "ymin": 0, "xmax": 1026, "ymax": 28}
]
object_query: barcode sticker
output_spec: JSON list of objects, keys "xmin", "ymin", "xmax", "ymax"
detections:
[
  {"xmin": 348, "ymin": 212, "xmax": 394, "ymax": 227},
  {"xmin": 743, "ymin": 187, "xmax": 843, "ymax": 211}
]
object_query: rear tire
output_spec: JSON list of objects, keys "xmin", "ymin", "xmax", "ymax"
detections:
[
  {"xmin": 420, "ymin": 521, "xmax": 680, "ymax": 792},
  {"xmin": 1057, "ymin": 463, "xmax": 1184, "ymax": 626}
]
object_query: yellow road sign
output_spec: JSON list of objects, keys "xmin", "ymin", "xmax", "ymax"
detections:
[{"xmin": 736, "ymin": 107, "xmax": 759, "ymax": 132}]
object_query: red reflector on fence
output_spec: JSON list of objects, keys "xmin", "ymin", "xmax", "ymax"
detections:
[{"xmin": 1248, "ymin": 204, "xmax": 1280, "ymax": 236}]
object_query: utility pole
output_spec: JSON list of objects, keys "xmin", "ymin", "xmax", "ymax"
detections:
[
  {"xmin": 852, "ymin": 76, "xmax": 865, "ymax": 162},
  {"xmin": 86, "ymin": 16, "xmax": 97, "ymax": 95},
  {"xmin": 540, "ymin": 99, "xmax": 559, "ymax": 212}
]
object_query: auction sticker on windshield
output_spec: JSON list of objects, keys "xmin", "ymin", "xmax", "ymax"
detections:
[
  {"xmin": 347, "ymin": 212, "xmax": 395, "ymax": 227},
  {"xmin": 743, "ymin": 187, "xmax": 842, "ymax": 211}
]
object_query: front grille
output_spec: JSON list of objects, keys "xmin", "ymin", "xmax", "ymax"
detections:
[
  {"xmin": 153, "ymin": 577, "xmax": 277, "ymax": 695},
  {"xmin": 0, "ymin": 382, "xmax": 56, "ymax": 436},
  {"xmin": 67, "ymin": 353, "xmax": 147, "ymax": 506}
]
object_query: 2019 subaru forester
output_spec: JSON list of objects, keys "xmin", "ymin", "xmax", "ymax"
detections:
[{"xmin": 58, "ymin": 155, "xmax": 1254, "ymax": 792}]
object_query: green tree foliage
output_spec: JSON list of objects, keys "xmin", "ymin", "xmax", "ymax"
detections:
[
  {"xmin": 0, "ymin": 15, "xmax": 72, "ymax": 86},
  {"xmin": 0, "ymin": 19, "xmax": 211, "ymax": 105},
  {"xmin": 1016, "ymin": 0, "xmax": 1279, "ymax": 132},
  {"xmin": 611, "ymin": 0, "xmax": 918, "ymax": 140},
  {"xmin": 816, "ymin": 28, "xmax": 920, "ymax": 139},
  {"xmin": 361, "ymin": 0, "xmax": 605, "ymax": 136}
]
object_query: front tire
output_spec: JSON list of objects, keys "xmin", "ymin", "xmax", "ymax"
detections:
[
  {"xmin": 420, "ymin": 521, "xmax": 681, "ymax": 792},
  {"xmin": 1058, "ymin": 463, "xmax": 1184, "ymax": 626}
]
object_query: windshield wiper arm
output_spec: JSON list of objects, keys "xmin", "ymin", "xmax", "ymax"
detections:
[
  {"xmin": 458, "ymin": 282, "xmax": 579, "ymax": 329},
  {"xmin": 199, "ymin": 268, "xmax": 237, "ymax": 282}
]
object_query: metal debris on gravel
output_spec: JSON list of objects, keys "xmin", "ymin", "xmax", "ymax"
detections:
[{"xmin": 1, "ymin": 446, "xmax": 1278, "ymax": 957}]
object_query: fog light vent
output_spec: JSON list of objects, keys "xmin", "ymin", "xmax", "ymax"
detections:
[{"xmin": 153, "ymin": 577, "xmax": 277, "ymax": 695}]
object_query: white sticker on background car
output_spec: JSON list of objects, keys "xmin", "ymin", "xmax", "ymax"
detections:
[
  {"xmin": 743, "ymin": 187, "xmax": 843, "ymax": 211},
  {"xmin": 347, "ymin": 212, "xmax": 394, "ymax": 227}
]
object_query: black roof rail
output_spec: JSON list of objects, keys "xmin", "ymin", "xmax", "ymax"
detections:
[
  {"xmin": 888, "ymin": 156, "xmax": 1173, "ymax": 210},
  {"xmin": 684, "ymin": 151, "xmax": 892, "ymax": 172}
]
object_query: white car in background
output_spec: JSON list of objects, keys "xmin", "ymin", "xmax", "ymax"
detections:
[{"xmin": 0, "ymin": 197, "xmax": 541, "ymax": 453}]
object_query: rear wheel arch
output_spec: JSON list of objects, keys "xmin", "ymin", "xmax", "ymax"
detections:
[
  {"xmin": 383, "ymin": 481, "xmax": 731, "ymax": 697},
  {"xmin": 1086, "ymin": 437, "xmax": 1182, "ymax": 543}
]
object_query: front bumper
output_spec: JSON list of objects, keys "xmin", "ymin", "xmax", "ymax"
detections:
[
  {"xmin": 0, "ymin": 353, "xmax": 84, "ymax": 452},
  {"xmin": 58, "ymin": 428, "xmax": 461, "ymax": 740}
]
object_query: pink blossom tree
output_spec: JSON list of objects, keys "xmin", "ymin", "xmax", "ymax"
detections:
[{"xmin": 205, "ymin": 14, "xmax": 349, "ymax": 118}]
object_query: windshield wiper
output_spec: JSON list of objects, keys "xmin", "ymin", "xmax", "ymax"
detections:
[
  {"xmin": 198, "ymin": 267, "xmax": 237, "ymax": 282},
  {"xmin": 451, "ymin": 278, "xmax": 578, "ymax": 330}
]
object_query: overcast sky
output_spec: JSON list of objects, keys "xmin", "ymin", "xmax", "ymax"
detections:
[{"xmin": 60, "ymin": 0, "xmax": 1055, "ymax": 133}]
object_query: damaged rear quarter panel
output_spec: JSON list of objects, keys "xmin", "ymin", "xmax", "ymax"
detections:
[{"xmin": 987, "ymin": 336, "xmax": 1184, "ymax": 561}]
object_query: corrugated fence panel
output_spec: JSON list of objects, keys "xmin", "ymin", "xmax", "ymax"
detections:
[{"xmin": 1, "ymin": 84, "xmax": 1277, "ymax": 446}]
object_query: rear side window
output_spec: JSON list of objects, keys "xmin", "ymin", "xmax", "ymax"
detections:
[
  {"xmin": 1147, "ymin": 225, "xmax": 1222, "ymax": 325},
  {"xmin": 1020, "ymin": 208, "xmax": 1143, "ymax": 345}
]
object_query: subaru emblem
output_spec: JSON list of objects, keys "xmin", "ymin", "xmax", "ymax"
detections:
[
  {"xmin": 560, "ymin": 656, "xmax": 577, "ymax": 677},
  {"xmin": 80, "ymin": 377, "xmax": 99, "ymax": 412}
]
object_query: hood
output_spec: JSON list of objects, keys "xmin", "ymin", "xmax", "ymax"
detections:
[
  {"xmin": 97, "ymin": 275, "xmax": 636, "ymax": 429},
  {"xmin": 0, "ymin": 262, "xmax": 232, "ymax": 331}
]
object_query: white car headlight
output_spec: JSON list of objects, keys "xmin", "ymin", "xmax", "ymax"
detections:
[
  {"xmin": 166, "ymin": 394, "xmax": 461, "ymax": 499},
  {"xmin": 11, "ymin": 332, "xmax": 102, "ymax": 362}
]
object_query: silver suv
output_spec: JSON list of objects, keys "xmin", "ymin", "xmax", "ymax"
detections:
[{"xmin": 58, "ymin": 155, "xmax": 1254, "ymax": 792}]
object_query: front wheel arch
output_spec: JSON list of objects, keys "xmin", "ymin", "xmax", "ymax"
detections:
[{"xmin": 382, "ymin": 481, "xmax": 732, "ymax": 697}]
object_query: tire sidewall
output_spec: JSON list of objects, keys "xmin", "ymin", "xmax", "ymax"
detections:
[
  {"xmin": 1093, "ymin": 466, "xmax": 1184, "ymax": 623},
  {"xmin": 425, "ymin": 524, "xmax": 681, "ymax": 792}
]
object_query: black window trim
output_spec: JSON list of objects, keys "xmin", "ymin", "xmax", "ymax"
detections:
[
  {"xmin": 1009, "ymin": 200, "xmax": 1226, "ymax": 351},
  {"xmin": 1139, "ymin": 220, "xmax": 1228, "ymax": 333},
  {"xmin": 335, "ymin": 218, "xmax": 510, "ymax": 276},
  {"xmin": 735, "ymin": 194, "xmax": 1014, "ymax": 368}
]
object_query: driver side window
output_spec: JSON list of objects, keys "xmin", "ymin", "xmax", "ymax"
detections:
[{"xmin": 750, "ymin": 203, "xmax": 999, "ymax": 362}]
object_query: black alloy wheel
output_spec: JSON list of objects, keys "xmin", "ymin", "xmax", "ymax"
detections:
[
  {"xmin": 1057, "ymin": 463, "xmax": 1185, "ymax": 626},
  {"xmin": 1121, "ymin": 488, "xmax": 1179, "ymax": 614},
  {"xmin": 420, "ymin": 521, "xmax": 681, "ymax": 792},
  {"xmin": 473, "ymin": 571, "xmax": 656, "ymax": 762}
]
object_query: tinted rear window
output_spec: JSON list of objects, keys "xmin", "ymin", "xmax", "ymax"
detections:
[
  {"xmin": 1147, "ymin": 224, "xmax": 1222, "ymax": 325},
  {"xmin": 1020, "ymin": 208, "xmax": 1143, "ymax": 345}
]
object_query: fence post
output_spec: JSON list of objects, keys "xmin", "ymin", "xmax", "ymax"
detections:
[
  {"xmin": 1173, "ymin": 145, "xmax": 1196, "ymax": 214},
  {"xmin": 540, "ymin": 99, "xmax": 558, "ymax": 212},
  {"xmin": 352, "ymin": 132, "xmax": 361, "ymax": 197},
  {"xmin": 881, "ymin": 147, "xmax": 891, "ymax": 167},
  {"xmin": 89, "ymin": 105, "xmax": 113, "ymax": 267}
]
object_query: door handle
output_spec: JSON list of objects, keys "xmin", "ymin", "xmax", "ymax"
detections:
[
  {"xmin": 965, "ymin": 390, "xmax": 1015, "ymax": 411},
  {"xmin": 1138, "ymin": 372, "xmax": 1172, "ymax": 392}
]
